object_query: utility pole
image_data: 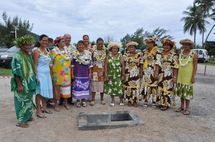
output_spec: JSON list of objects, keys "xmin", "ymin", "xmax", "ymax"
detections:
[{"xmin": 10, "ymin": 25, "xmax": 19, "ymax": 39}]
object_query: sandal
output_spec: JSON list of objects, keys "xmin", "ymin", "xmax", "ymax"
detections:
[
  {"xmin": 16, "ymin": 123, "xmax": 29, "ymax": 128},
  {"xmin": 101, "ymin": 100, "xmax": 106, "ymax": 105},
  {"xmin": 175, "ymin": 107, "xmax": 184, "ymax": 112},
  {"xmin": 76, "ymin": 102, "xmax": 81, "ymax": 108},
  {"xmin": 90, "ymin": 101, "xmax": 95, "ymax": 106},
  {"xmin": 64, "ymin": 104, "xmax": 69, "ymax": 110},
  {"xmin": 43, "ymin": 109, "xmax": 53, "ymax": 114},
  {"xmin": 28, "ymin": 118, "xmax": 34, "ymax": 122},
  {"xmin": 183, "ymin": 110, "xmax": 191, "ymax": 115},
  {"xmin": 82, "ymin": 101, "xmax": 87, "ymax": 107},
  {"xmin": 119, "ymin": 102, "xmax": 124, "ymax": 106},
  {"xmin": 110, "ymin": 103, "xmax": 115, "ymax": 107},
  {"xmin": 160, "ymin": 106, "xmax": 169, "ymax": 111},
  {"xmin": 36, "ymin": 113, "xmax": 46, "ymax": 119}
]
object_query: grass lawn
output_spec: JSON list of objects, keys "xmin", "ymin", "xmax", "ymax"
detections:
[{"xmin": 0, "ymin": 67, "xmax": 11, "ymax": 76}]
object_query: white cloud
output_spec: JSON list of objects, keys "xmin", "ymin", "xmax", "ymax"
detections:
[{"xmin": 0, "ymin": 0, "xmax": 214, "ymax": 45}]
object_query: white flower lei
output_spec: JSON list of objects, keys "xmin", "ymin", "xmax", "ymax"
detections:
[
  {"xmin": 55, "ymin": 46, "xmax": 71, "ymax": 60},
  {"xmin": 74, "ymin": 50, "xmax": 91, "ymax": 65},
  {"xmin": 179, "ymin": 49, "xmax": 194, "ymax": 67}
]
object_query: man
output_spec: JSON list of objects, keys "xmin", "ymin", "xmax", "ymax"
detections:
[
  {"xmin": 64, "ymin": 33, "xmax": 76, "ymax": 53},
  {"xmin": 83, "ymin": 35, "xmax": 93, "ymax": 52},
  {"xmin": 11, "ymin": 35, "xmax": 36, "ymax": 128}
]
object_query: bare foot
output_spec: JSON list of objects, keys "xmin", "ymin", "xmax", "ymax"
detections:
[{"xmin": 16, "ymin": 123, "xmax": 29, "ymax": 128}]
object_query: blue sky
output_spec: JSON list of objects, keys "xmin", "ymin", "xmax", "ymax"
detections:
[{"xmin": 0, "ymin": 0, "xmax": 214, "ymax": 46}]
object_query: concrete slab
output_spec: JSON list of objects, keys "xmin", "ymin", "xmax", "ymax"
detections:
[{"xmin": 78, "ymin": 111, "xmax": 143, "ymax": 130}]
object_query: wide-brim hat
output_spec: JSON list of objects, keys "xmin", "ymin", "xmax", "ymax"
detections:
[
  {"xmin": 161, "ymin": 39, "xmax": 175, "ymax": 48},
  {"xmin": 144, "ymin": 35, "xmax": 158, "ymax": 44},
  {"xmin": 126, "ymin": 41, "xmax": 139, "ymax": 48},
  {"xmin": 180, "ymin": 39, "xmax": 194, "ymax": 47},
  {"xmin": 107, "ymin": 42, "xmax": 122, "ymax": 50}
]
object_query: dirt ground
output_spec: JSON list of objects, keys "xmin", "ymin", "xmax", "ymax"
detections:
[{"xmin": 0, "ymin": 64, "xmax": 215, "ymax": 142}]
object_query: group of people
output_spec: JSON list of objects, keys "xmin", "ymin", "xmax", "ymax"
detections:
[{"xmin": 10, "ymin": 34, "xmax": 198, "ymax": 128}]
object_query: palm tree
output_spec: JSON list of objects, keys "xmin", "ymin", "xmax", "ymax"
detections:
[
  {"xmin": 181, "ymin": 5, "xmax": 207, "ymax": 45},
  {"xmin": 194, "ymin": 0, "xmax": 215, "ymax": 46}
]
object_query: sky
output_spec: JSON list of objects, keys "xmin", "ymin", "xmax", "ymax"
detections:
[{"xmin": 0, "ymin": 0, "xmax": 214, "ymax": 46}]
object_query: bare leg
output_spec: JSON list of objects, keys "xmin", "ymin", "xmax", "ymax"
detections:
[
  {"xmin": 100, "ymin": 93, "xmax": 105, "ymax": 105},
  {"xmin": 54, "ymin": 85, "xmax": 61, "ymax": 111},
  {"xmin": 111, "ymin": 95, "xmax": 115, "ymax": 103},
  {"xmin": 90, "ymin": 92, "xmax": 96, "ymax": 106},
  {"xmin": 64, "ymin": 99, "xmax": 69, "ymax": 110},
  {"xmin": 185, "ymin": 99, "xmax": 190, "ymax": 111},
  {"xmin": 36, "ymin": 95, "xmax": 46, "ymax": 118}
]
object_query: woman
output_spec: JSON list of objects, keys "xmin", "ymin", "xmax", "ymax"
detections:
[
  {"xmin": 154, "ymin": 39, "xmax": 178, "ymax": 111},
  {"xmin": 33, "ymin": 34, "xmax": 54, "ymax": 118},
  {"xmin": 50, "ymin": 36, "xmax": 72, "ymax": 110},
  {"xmin": 90, "ymin": 38, "xmax": 107, "ymax": 106},
  {"xmin": 11, "ymin": 35, "xmax": 37, "ymax": 128},
  {"xmin": 72, "ymin": 40, "xmax": 92, "ymax": 107},
  {"xmin": 123, "ymin": 41, "xmax": 142, "ymax": 107},
  {"xmin": 175, "ymin": 39, "xmax": 198, "ymax": 115},
  {"xmin": 141, "ymin": 36, "xmax": 161, "ymax": 106},
  {"xmin": 105, "ymin": 42, "xmax": 124, "ymax": 106}
]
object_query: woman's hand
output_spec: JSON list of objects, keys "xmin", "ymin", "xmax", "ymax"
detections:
[
  {"xmin": 17, "ymin": 84, "xmax": 24, "ymax": 93},
  {"xmin": 105, "ymin": 75, "xmax": 109, "ymax": 82},
  {"xmin": 191, "ymin": 76, "xmax": 195, "ymax": 83}
]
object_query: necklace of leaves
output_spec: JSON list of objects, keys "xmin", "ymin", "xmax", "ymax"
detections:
[
  {"xmin": 94, "ymin": 49, "xmax": 106, "ymax": 62},
  {"xmin": 179, "ymin": 49, "xmax": 193, "ymax": 67}
]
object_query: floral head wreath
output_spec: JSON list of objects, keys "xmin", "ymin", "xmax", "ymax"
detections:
[{"xmin": 15, "ymin": 35, "xmax": 35, "ymax": 48}]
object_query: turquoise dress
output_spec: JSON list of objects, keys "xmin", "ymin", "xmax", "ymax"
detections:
[{"xmin": 36, "ymin": 50, "xmax": 53, "ymax": 99}]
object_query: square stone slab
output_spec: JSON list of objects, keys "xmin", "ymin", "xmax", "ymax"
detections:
[{"xmin": 78, "ymin": 111, "xmax": 144, "ymax": 130}]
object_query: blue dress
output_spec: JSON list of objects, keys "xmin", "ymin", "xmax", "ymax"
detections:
[{"xmin": 36, "ymin": 51, "xmax": 54, "ymax": 99}]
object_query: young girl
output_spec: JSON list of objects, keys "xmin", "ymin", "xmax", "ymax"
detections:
[
  {"xmin": 175, "ymin": 39, "xmax": 198, "ymax": 115},
  {"xmin": 11, "ymin": 35, "xmax": 37, "ymax": 128},
  {"xmin": 105, "ymin": 42, "xmax": 124, "ymax": 106},
  {"xmin": 90, "ymin": 38, "xmax": 107, "ymax": 106},
  {"xmin": 122, "ymin": 41, "xmax": 142, "ymax": 107},
  {"xmin": 71, "ymin": 40, "xmax": 92, "ymax": 107}
]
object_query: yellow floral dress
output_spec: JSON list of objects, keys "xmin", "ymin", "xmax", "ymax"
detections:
[
  {"xmin": 141, "ymin": 46, "xmax": 161, "ymax": 103},
  {"xmin": 50, "ymin": 47, "xmax": 72, "ymax": 99}
]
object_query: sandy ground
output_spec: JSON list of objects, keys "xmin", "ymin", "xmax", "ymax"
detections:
[{"xmin": 0, "ymin": 64, "xmax": 215, "ymax": 142}]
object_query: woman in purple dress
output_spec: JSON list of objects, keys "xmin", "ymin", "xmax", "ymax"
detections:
[{"xmin": 71, "ymin": 40, "xmax": 92, "ymax": 107}]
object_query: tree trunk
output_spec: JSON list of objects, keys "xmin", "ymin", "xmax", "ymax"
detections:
[
  {"xmin": 204, "ymin": 24, "xmax": 215, "ymax": 48},
  {"xmin": 194, "ymin": 30, "xmax": 197, "ymax": 45}
]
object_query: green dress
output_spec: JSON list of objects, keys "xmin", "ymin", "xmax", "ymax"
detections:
[
  {"xmin": 105, "ymin": 54, "xmax": 123, "ymax": 96},
  {"xmin": 175, "ymin": 50, "xmax": 195, "ymax": 100},
  {"xmin": 11, "ymin": 51, "xmax": 37, "ymax": 124}
]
